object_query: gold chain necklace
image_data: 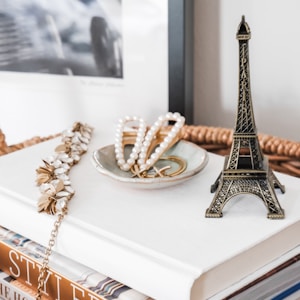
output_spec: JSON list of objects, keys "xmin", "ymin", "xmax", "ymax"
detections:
[{"xmin": 35, "ymin": 122, "xmax": 93, "ymax": 299}]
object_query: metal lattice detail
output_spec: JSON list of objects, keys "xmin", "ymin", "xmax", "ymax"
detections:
[
  {"xmin": 227, "ymin": 139, "xmax": 240, "ymax": 169},
  {"xmin": 258, "ymin": 179, "xmax": 282, "ymax": 214},
  {"xmin": 249, "ymin": 138, "xmax": 259, "ymax": 167},
  {"xmin": 227, "ymin": 136, "xmax": 264, "ymax": 170},
  {"xmin": 249, "ymin": 137, "xmax": 264, "ymax": 169},
  {"xmin": 206, "ymin": 16, "xmax": 285, "ymax": 219},
  {"xmin": 235, "ymin": 43, "xmax": 256, "ymax": 134},
  {"xmin": 206, "ymin": 177, "xmax": 285, "ymax": 218}
]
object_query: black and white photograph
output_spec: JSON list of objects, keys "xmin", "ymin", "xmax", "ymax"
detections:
[
  {"xmin": 0, "ymin": 0, "xmax": 169, "ymax": 145},
  {"xmin": 0, "ymin": 0, "xmax": 123, "ymax": 78}
]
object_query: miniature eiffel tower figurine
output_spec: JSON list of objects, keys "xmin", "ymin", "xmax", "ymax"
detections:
[{"xmin": 206, "ymin": 16, "xmax": 285, "ymax": 219}]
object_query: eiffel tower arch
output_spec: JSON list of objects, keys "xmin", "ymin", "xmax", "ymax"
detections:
[{"xmin": 206, "ymin": 16, "xmax": 285, "ymax": 219}]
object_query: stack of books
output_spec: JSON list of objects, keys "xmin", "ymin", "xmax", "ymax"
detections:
[
  {"xmin": 209, "ymin": 246, "xmax": 300, "ymax": 299},
  {"xmin": 0, "ymin": 132, "xmax": 155, "ymax": 300},
  {"xmin": 0, "ymin": 225, "xmax": 152, "ymax": 300},
  {"xmin": 0, "ymin": 132, "xmax": 300, "ymax": 299}
]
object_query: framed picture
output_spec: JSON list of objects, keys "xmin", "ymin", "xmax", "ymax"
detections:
[
  {"xmin": 0, "ymin": 0, "xmax": 193, "ymax": 144},
  {"xmin": 168, "ymin": 0, "xmax": 194, "ymax": 125}
]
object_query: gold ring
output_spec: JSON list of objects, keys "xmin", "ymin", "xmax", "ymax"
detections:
[
  {"xmin": 158, "ymin": 155, "xmax": 187, "ymax": 177},
  {"xmin": 130, "ymin": 155, "xmax": 186, "ymax": 178}
]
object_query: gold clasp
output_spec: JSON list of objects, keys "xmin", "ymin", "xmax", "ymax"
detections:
[{"xmin": 131, "ymin": 155, "xmax": 187, "ymax": 178}]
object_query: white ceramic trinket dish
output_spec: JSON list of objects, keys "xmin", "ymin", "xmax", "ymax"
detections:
[{"xmin": 91, "ymin": 140, "xmax": 208, "ymax": 189}]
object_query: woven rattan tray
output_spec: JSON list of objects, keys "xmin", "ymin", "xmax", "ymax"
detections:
[{"xmin": 1, "ymin": 126, "xmax": 300, "ymax": 177}]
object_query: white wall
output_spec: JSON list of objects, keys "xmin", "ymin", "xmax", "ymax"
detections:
[
  {"xmin": 194, "ymin": 0, "xmax": 300, "ymax": 141},
  {"xmin": 2, "ymin": 1, "xmax": 299, "ymax": 145}
]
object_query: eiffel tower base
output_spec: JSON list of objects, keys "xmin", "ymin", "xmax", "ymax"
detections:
[{"xmin": 206, "ymin": 168, "xmax": 285, "ymax": 219}]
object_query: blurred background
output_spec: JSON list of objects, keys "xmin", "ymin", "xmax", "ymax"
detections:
[
  {"xmin": 0, "ymin": 0, "xmax": 122, "ymax": 77},
  {"xmin": 1, "ymin": 0, "xmax": 299, "ymax": 145},
  {"xmin": 194, "ymin": 0, "xmax": 300, "ymax": 142},
  {"xmin": 0, "ymin": 0, "xmax": 168, "ymax": 145}
]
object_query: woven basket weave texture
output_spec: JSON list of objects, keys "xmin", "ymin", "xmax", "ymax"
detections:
[{"xmin": 1, "ymin": 126, "xmax": 300, "ymax": 177}]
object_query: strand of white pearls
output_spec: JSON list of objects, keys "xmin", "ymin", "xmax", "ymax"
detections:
[
  {"xmin": 138, "ymin": 112, "xmax": 185, "ymax": 172},
  {"xmin": 114, "ymin": 112, "xmax": 185, "ymax": 174},
  {"xmin": 114, "ymin": 116, "xmax": 147, "ymax": 171}
]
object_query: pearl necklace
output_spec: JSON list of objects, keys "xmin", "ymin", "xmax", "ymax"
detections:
[
  {"xmin": 138, "ymin": 112, "xmax": 185, "ymax": 172},
  {"xmin": 114, "ymin": 112, "xmax": 185, "ymax": 175},
  {"xmin": 114, "ymin": 116, "xmax": 146, "ymax": 171}
]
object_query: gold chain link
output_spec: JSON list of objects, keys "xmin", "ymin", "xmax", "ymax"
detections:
[
  {"xmin": 35, "ymin": 123, "xmax": 92, "ymax": 299},
  {"xmin": 35, "ymin": 209, "xmax": 67, "ymax": 300}
]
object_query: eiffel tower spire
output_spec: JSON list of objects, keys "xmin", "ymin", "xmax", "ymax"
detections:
[
  {"xmin": 206, "ymin": 16, "xmax": 285, "ymax": 219},
  {"xmin": 226, "ymin": 15, "xmax": 264, "ymax": 171},
  {"xmin": 235, "ymin": 15, "xmax": 256, "ymax": 134}
]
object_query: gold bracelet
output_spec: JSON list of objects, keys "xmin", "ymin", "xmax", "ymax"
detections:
[{"xmin": 36, "ymin": 122, "xmax": 93, "ymax": 215}]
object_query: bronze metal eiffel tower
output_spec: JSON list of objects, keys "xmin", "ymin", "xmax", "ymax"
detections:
[{"xmin": 205, "ymin": 16, "xmax": 285, "ymax": 219}]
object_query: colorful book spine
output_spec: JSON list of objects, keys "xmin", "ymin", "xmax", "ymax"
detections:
[
  {"xmin": 0, "ymin": 226, "xmax": 152, "ymax": 300},
  {"xmin": 0, "ymin": 269, "xmax": 46, "ymax": 300}
]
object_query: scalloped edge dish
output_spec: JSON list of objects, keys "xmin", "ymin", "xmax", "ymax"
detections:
[{"xmin": 91, "ymin": 140, "xmax": 208, "ymax": 189}]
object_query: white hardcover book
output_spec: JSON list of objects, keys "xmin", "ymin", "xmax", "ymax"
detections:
[
  {"xmin": 209, "ymin": 245, "xmax": 300, "ymax": 299},
  {"xmin": 0, "ymin": 130, "xmax": 300, "ymax": 299}
]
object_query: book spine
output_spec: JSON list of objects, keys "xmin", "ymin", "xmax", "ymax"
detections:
[
  {"xmin": 0, "ymin": 240, "xmax": 105, "ymax": 300},
  {"xmin": 0, "ymin": 227, "xmax": 152, "ymax": 300},
  {"xmin": 0, "ymin": 269, "xmax": 38, "ymax": 300}
]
